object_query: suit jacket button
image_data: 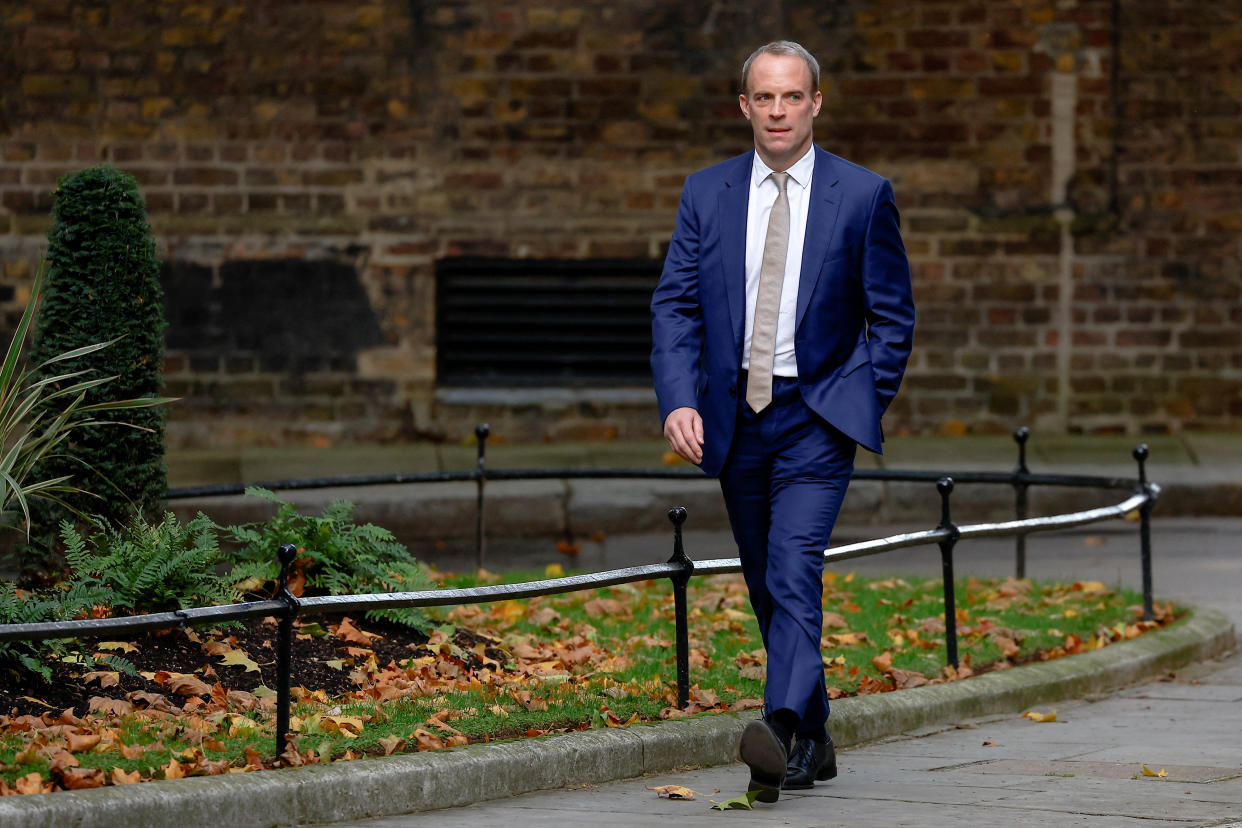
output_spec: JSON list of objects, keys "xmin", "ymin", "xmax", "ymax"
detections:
[{"xmin": 729, "ymin": 386, "xmax": 737, "ymax": 398}]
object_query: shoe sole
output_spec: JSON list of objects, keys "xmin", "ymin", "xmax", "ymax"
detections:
[{"xmin": 739, "ymin": 720, "xmax": 786, "ymax": 803}]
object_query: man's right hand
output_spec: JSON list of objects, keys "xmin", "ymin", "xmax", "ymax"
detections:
[{"xmin": 663, "ymin": 407, "xmax": 704, "ymax": 465}]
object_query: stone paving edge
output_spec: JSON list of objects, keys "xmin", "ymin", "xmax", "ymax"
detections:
[{"xmin": 0, "ymin": 606, "xmax": 1232, "ymax": 828}]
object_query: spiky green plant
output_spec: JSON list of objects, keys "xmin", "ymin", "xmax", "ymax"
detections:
[{"xmin": 0, "ymin": 260, "xmax": 174, "ymax": 534}]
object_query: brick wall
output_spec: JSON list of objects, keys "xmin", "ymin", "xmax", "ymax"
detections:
[{"xmin": 0, "ymin": 0, "xmax": 1238, "ymax": 447}]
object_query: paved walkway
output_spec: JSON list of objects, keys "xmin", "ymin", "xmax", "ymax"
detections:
[{"xmin": 330, "ymin": 518, "xmax": 1242, "ymax": 828}]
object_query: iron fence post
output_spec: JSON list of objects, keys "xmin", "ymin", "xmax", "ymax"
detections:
[
  {"xmin": 1134, "ymin": 444, "xmax": 1154, "ymax": 621},
  {"xmin": 1012, "ymin": 427, "xmax": 1030, "ymax": 579},
  {"xmin": 475, "ymin": 423, "xmax": 490, "ymax": 572},
  {"xmin": 274, "ymin": 543, "xmax": 300, "ymax": 760},
  {"xmin": 666, "ymin": 506, "xmax": 694, "ymax": 709},
  {"xmin": 936, "ymin": 478, "xmax": 961, "ymax": 669}
]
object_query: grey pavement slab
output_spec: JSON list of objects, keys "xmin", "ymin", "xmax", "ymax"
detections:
[
  {"xmin": 342, "ymin": 655, "xmax": 1242, "ymax": 827},
  {"xmin": 1, "ymin": 608, "xmax": 1229, "ymax": 828}
]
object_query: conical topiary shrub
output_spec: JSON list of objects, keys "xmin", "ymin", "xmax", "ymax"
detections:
[{"xmin": 26, "ymin": 165, "xmax": 167, "ymax": 549}]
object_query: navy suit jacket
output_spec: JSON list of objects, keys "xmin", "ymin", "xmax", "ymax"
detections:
[{"xmin": 651, "ymin": 145, "xmax": 915, "ymax": 477}]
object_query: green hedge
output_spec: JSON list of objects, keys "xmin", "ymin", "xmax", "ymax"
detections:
[{"xmin": 28, "ymin": 166, "xmax": 167, "ymax": 546}]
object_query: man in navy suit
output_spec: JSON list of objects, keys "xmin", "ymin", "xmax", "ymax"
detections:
[{"xmin": 650, "ymin": 41, "xmax": 915, "ymax": 801}]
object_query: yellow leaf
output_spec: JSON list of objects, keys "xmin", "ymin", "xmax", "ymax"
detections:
[
  {"xmin": 1021, "ymin": 710, "xmax": 1057, "ymax": 723},
  {"xmin": 234, "ymin": 576, "xmax": 265, "ymax": 592},
  {"xmin": 1071, "ymin": 581, "xmax": 1108, "ymax": 594},
  {"xmin": 1141, "ymin": 764, "xmax": 1168, "ymax": 778},
  {"xmin": 96, "ymin": 641, "xmax": 138, "ymax": 654},
  {"xmin": 322, "ymin": 716, "xmax": 365, "ymax": 737},
  {"xmin": 544, "ymin": 563, "xmax": 564, "ymax": 577},
  {"xmin": 649, "ymin": 784, "xmax": 697, "ymax": 800},
  {"xmin": 218, "ymin": 649, "xmax": 261, "ymax": 672},
  {"xmin": 843, "ymin": 571, "xmax": 855, "ymax": 583}
]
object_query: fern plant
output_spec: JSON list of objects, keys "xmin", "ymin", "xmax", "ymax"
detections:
[
  {"xmin": 0, "ymin": 579, "xmax": 113, "ymax": 680},
  {"xmin": 61, "ymin": 512, "xmax": 239, "ymax": 614},
  {"xmin": 226, "ymin": 487, "xmax": 431, "ymax": 630}
]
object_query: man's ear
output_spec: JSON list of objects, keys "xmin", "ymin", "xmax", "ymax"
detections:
[
  {"xmin": 739, "ymin": 93, "xmax": 751, "ymax": 120},
  {"xmin": 812, "ymin": 90, "xmax": 822, "ymax": 117}
]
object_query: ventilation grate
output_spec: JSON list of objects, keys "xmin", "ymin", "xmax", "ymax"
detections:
[{"xmin": 436, "ymin": 258, "xmax": 659, "ymax": 387}]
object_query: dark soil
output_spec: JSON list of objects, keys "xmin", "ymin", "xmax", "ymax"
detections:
[{"xmin": 0, "ymin": 615, "xmax": 458, "ymax": 719}]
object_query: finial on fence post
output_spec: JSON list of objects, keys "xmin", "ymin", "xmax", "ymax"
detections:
[
  {"xmin": 666, "ymin": 506, "xmax": 693, "ymax": 710},
  {"xmin": 937, "ymin": 477, "xmax": 955, "ymax": 529},
  {"xmin": 277, "ymin": 543, "xmax": 298, "ymax": 600},
  {"xmin": 1132, "ymin": 443, "xmax": 1154, "ymax": 621},
  {"xmin": 1013, "ymin": 426, "xmax": 1030, "ymax": 473},
  {"xmin": 1133, "ymin": 443, "xmax": 1149, "ymax": 487},
  {"xmin": 474, "ymin": 424, "xmax": 490, "ymax": 572},
  {"xmin": 275, "ymin": 543, "xmax": 300, "ymax": 762}
]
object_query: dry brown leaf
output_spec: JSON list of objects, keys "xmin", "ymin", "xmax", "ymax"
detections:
[
  {"xmin": 57, "ymin": 766, "xmax": 105, "ymax": 790},
  {"xmin": 688, "ymin": 687, "xmax": 720, "ymax": 708},
  {"xmin": 111, "ymin": 767, "xmax": 143, "ymax": 785},
  {"xmin": 583, "ymin": 598, "xmax": 630, "ymax": 619},
  {"xmin": 119, "ymin": 741, "xmax": 146, "ymax": 760},
  {"xmin": 88, "ymin": 697, "xmax": 134, "ymax": 716},
  {"xmin": 332, "ymin": 617, "xmax": 378, "ymax": 646},
  {"xmin": 15, "ymin": 772, "xmax": 48, "ymax": 795},
  {"xmin": 378, "ymin": 734, "xmax": 404, "ymax": 755},
  {"xmin": 82, "ymin": 671, "xmax": 120, "ymax": 689},
  {"xmin": 871, "ymin": 652, "xmax": 893, "ymax": 673},
  {"xmin": 66, "ymin": 731, "xmax": 102, "ymax": 753},
  {"xmin": 47, "ymin": 749, "xmax": 79, "ymax": 772},
  {"xmin": 163, "ymin": 758, "xmax": 186, "ymax": 780},
  {"xmin": 890, "ymin": 668, "xmax": 929, "ymax": 690},
  {"xmin": 822, "ymin": 612, "xmax": 848, "ymax": 629},
  {"xmin": 411, "ymin": 728, "xmax": 444, "ymax": 750}
]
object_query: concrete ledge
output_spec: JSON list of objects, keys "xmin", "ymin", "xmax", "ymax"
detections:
[{"xmin": 0, "ymin": 607, "xmax": 1232, "ymax": 828}]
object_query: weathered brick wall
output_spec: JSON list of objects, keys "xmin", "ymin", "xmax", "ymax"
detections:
[{"xmin": 0, "ymin": 0, "xmax": 1238, "ymax": 447}]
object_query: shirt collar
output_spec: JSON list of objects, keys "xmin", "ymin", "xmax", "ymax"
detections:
[{"xmin": 751, "ymin": 145, "xmax": 815, "ymax": 191}]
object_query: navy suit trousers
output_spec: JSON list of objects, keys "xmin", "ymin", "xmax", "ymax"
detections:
[{"xmin": 718, "ymin": 374, "xmax": 856, "ymax": 735}]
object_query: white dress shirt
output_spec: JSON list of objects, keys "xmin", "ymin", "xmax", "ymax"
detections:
[{"xmin": 741, "ymin": 146, "xmax": 815, "ymax": 378}]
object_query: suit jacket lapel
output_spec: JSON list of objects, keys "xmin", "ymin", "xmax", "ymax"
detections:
[
  {"xmin": 718, "ymin": 153, "xmax": 751, "ymax": 353},
  {"xmin": 796, "ymin": 147, "xmax": 842, "ymax": 330}
]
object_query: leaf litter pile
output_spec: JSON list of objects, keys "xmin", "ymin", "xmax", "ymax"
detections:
[{"xmin": 0, "ymin": 567, "xmax": 1178, "ymax": 795}]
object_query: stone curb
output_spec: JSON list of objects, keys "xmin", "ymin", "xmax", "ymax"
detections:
[{"xmin": 0, "ymin": 607, "xmax": 1232, "ymax": 828}]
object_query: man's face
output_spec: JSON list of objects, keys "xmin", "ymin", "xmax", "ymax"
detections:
[{"xmin": 738, "ymin": 53, "xmax": 822, "ymax": 171}]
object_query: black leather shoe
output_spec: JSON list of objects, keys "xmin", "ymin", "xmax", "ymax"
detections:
[
  {"xmin": 782, "ymin": 732, "xmax": 837, "ymax": 789},
  {"xmin": 739, "ymin": 719, "xmax": 788, "ymax": 803}
]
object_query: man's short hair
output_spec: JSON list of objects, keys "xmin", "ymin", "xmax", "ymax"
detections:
[{"xmin": 740, "ymin": 40, "xmax": 821, "ymax": 95}]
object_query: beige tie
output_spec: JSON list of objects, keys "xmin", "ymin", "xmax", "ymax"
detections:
[{"xmin": 746, "ymin": 171, "xmax": 790, "ymax": 413}]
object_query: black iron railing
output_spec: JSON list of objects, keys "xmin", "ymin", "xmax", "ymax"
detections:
[{"xmin": 1, "ymin": 428, "xmax": 1160, "ymax": 763}]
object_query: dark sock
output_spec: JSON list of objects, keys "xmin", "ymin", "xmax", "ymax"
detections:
[{"xmin": 767, "ymin": 708, "xmax": 798, "ymax": 753}]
